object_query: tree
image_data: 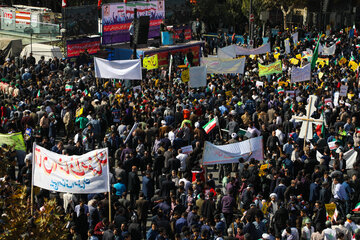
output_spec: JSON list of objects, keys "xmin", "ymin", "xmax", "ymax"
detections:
[
  {"xmin": 0, "ymin": 184, "xmax": 70, "ymax": 239},
  {"xmin": 263, "ymin": 0, "xmax": 303, "ymax": 29}
]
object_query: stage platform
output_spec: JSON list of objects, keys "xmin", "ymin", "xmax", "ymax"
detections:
[{"xmin": 105, "ymin": 40, "xmax": 204, "ymax": 67}]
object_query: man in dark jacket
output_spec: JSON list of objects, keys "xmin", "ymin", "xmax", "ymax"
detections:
[
  {"xmin": 309, "ymin": 178, "xmax": 321, "ymax": 203},
  {"xmin": 128, "ymin": 166, "xmax": 140, "ymax": 207}
]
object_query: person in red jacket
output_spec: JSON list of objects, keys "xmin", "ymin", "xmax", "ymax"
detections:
[{"xmin": 94, "ymin": 218, "xmax": 109, "ymax": 238}]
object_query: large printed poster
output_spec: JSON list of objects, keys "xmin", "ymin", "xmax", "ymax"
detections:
[{"xmin": 102, "ymin": 0, "xmax": 165, "ymax": 45}]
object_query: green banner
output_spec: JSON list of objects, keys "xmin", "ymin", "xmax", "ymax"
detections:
[
  {"xmin": 258, "ymin": 60, "xmax": 282, "ymax": 77},
  {"xmin": 0, "ymin": 132, "xmax": 26, "ymax": 152}
]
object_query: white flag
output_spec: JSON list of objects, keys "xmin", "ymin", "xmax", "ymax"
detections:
[
  {"xmin": 320, "ymin": 44, "xmax": 336, "ymax": 56},
  {"xmin": 32, "ymin": 144, "xmax": 110, "ymax": 193},
  {"xmin": 94, "ymin": 57, "xmax": 142, "ymax": 80}
]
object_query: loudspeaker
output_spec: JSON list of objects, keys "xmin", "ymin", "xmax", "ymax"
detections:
[{"xmin": 134, "ymin": 16, "xmax": 150, "ymax": 45}]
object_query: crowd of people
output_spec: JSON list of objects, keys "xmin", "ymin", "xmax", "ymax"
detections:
[{"xmin": 1, "ymin": 23, "xmax": 360, "ymax": 240}]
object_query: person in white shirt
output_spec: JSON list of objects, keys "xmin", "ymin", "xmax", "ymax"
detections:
[
  {"xmin": 344, "ymin": 214, "xmax": 358, "ymax": 235},
  {"xmin": 322, "ymin": 221, "xmax": 336, "ymax": 240},
  {"xmin": 281, "ymin": 226, "xmax": 299, "ymax": 240},
  {"xmin": 176, "ymin": 149, "xmax": 188, "ymax": 172},
  {"xmin": 301, "ymin": 219, "xmax": 315, "ymax": 240}
]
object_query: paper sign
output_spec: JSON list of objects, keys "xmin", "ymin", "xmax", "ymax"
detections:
[
  {"xmin": 181, "ymin": 145, "xmax": 193, "ymax": 154},
  {"xmin": 319, "ymin": 72, "xmax": 324, "ymax": 79},
  {"xmin": 286, "ymin": 91, "xmax": 295, "ymax": 98},
  {"xmin": 328, "ymin": 141, "xmax": 337, "ymax": 150},
  {"xmin": 181, "ymin": 69, "xmax": 190, "ymax": 83},
  {"xmin": 225, "ymin": 90, "xmax": 232, "ymax": 97},
  {"xmin": 143, "ymin": 54, "xmax": 159, "ymax": 70},
  {"xmin": 339, "ymin": 85, "xmax": 348, "ymax": 97},
  {"xmin": 325, "ymin": 98, "xmax": 333, "ymax": 108},
  {"xmin": 334, "ymin": 92, "xmax": 340, "ymax": 107},
  {"xmin": 133, "ymin": 85, "xmax": 141, "ymax": 92},
  {"xmin": 256, "ymin": 81, "xmax": 264, "ymax": 88},
  {"xmin": 259, "ymin": 164, "xmax": 269, "ymax": 176}
]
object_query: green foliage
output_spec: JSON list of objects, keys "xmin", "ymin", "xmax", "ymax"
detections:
[{"xmin": 0, "ymin": 184, "xmax": 70, "ymax": 240}]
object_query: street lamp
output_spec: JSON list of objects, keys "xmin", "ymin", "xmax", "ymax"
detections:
[{"xmin": 60, "ymin": 28, "xmax": 67, "ymax": 57}]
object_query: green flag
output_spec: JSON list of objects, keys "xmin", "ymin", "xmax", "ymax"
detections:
[{"xmin": 311, "ymin": 34, "xmax": 322, "ymax": 70}]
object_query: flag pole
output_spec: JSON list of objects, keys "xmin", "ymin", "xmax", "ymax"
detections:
[
  {"xmin": 106, "ymin": 148, "xmax": 112, "ymax": 222},
  {"xmin": 31, "ymin": 143, "xmax": 35, "ymax": 216}
]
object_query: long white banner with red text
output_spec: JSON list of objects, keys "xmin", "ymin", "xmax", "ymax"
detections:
[{"xmin": 32, "ymin": 144, "xmax": 109, "ymax": 193}]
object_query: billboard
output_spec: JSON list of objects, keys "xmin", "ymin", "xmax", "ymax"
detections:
[
  {"xmin": 102, "ymin": 0, "xmax": 165, "ymax": 45},
  {"xmin": 66, "ymin": 37, "xmax": 101, "ymax": 58},
  {"xmin": 64, "ymin": 5, "xmax": 98, "ymax": 37}
]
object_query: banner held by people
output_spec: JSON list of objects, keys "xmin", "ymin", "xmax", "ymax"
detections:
[
  {"xmin": 32, "ymin": 144, "xmax": 110, "ymax": 193},
  {"xmin": 201, "ymin": 57, "xmax": 245, "ymax": 74},
  {"xmin": 291, "ymin": 64, "xmax": 311, "ymax": 83},
  {"xmin": 94, "ymin": 57, "xmax": 142, "ymax": 80},
  {"xmin": 202, "ymin": 136, "xmax": 264, "ymax": 165},
  {"xmin": 258, "ymin": 61, "xmax": 282, "ymax": 77},
  {"xmin": 0, "ymin": 132, "xmax": 26, "ymax": 152}
]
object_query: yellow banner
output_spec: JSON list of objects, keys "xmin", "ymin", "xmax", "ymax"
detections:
[
  {"xmin": 259, "ymin": 164, "xmax": 269, "ymax": 176},
  {"xmin": 0, "ymin": 132, "xmax": 26, "ymax": 152},
  {"xmin": 325, "ymin": 203, "xmax": 336, "ymax": 219},
  {"xmin": 181, "ymin": 69, "xmax": 190, "ymax": 83},
  {"xmin": 76, "ymin": 108, "xmax": 84, "ymax": 118},
  {"xmin": 339, "ymin": 57, "xmax": 347, "ymax": 66},
  {"xmin": 225, "ymin": 90, "xmax": 232, "ymax": 97},
  {"xmin": 143, "ymin": 54, "xmax": 159, "ymax": 70},
  {"xmin": 258, "ymin": 61, "xmax": 282, "ymax": 77},
  {"xmin": 317, "ymin": 58, "xmax": 329, "ymax": 67},
  {"xmin": 348, "ymin": 61, "xmax": 359, "ymax": 72},
  {"xmin": 290, "ymin": 58, "xmax": 299, "ymax": 65}
]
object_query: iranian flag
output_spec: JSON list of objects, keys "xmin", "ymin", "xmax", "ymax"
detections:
[
  {"xmin": 353, "ymin": 202, "xmax": 360, "ymax": 212},
  {"xmin": 277, "ymin": 88, "xmax": 285, "ymax": 94},
  {"xmin": 62, "ymin": 0, "xmax": 67, "ymax": 8},
  {"xmin": 65, "ymin": 84, "xmax": 73, "ymax": 92},
  {"xmin": 356, "ymin": 44, "xmax": 360, "ymax": 49},
  {"xmin": 336, "ymin": 38, "xmax": 341, "ymax": 45},
  {"xmin": 356, "ymin": 128, "xmax": 360, "ymax": 134},
  {"xmin": 203, "ymin": 117, "xmax": 218, "ymax": 134},
  {"xmin": 82, "ymin": 89, "xmax": 89, "ymax": 97},
  {"xmin": 36, "ymin": 90, "xmax": 40, "ymax": 98},
  {"xmin": 184, "ymin": 56, "xmax": 189, "ymax": 67}
]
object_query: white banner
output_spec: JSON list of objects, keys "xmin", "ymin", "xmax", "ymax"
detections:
[
  {"xmin": 218, "ymin": 43, "xmax": 271, "ymax": 58},
  {"xmin": 201, "ymin": 57, "xmax": 245, "ymax": 74},
  {"xmin": 94, "ymin": 57, "xmax": 142, "ymax": 80},
  {"xmin": 235, "ymin": 43, "xmax": 271, "ymax": 56},
  {"xmin": 291, "ymin": 64, "xmax": 311, "ymax": 83},
  {"xmin": 292, "ymin": 32, "xmax": 299, "ymax": 44},
  {"xmin": 32, "ymin": 144, "xmax": 110, "ymax": 193},
  {"xmin": 319, "ymin": 44, "xmax": 336, "ymax": 56},
  {"xmin": 285, "ymin": 39, "xmax": 290, "ymax": 54},
  {"xmin": 189, "ymin": 66, "xmax": 207, "ymax": 88},
  {"xmin": 203, "ymin": 136, "xmax": 264, "ymax": 165}
]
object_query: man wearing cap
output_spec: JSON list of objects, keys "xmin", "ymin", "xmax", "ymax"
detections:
[{"xmin": 301, "ymin": 219, "xmax": 314, "ymax": 240}]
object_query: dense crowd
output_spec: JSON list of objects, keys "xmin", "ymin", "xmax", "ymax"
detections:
[{"xmin": 1, "ymin": 24, "xmax": 360, "ymax": 240}]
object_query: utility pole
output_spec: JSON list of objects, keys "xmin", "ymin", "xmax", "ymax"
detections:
[
  {"xmin": 249, "ymin": 0, "xmax": 254, "ymax": 47},
  {"xmin": 133, "ymin": 8, "xmax": 137, "ymax": 59}
]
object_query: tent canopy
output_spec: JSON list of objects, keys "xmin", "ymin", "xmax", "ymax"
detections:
[
  {"xmin": 0, "ymin": 39, "xmax": 22, "ymax": 59},
  {"xmin": 20, "ymin": 43, "xmax": 63, "ymax": 62}
]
